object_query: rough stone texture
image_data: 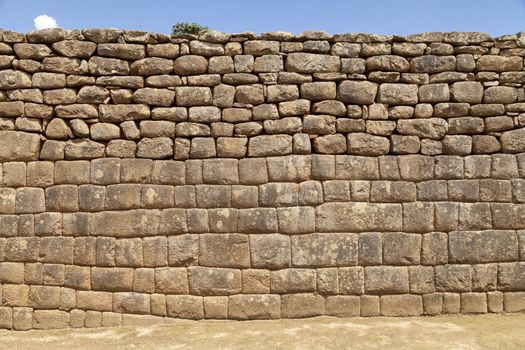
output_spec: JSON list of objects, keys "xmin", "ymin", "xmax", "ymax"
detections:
[{"xmin": 0, "ymin": 29, "xmax": 523, "ymax": 328}]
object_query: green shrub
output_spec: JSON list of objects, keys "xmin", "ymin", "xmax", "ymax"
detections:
[{"xmin": 172, "ymin": 22, "xmax": 208, "ymax": 35}]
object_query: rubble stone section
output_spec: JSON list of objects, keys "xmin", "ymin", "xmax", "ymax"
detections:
[{"xmin": 0, "ymin": 28, "xmax": 525, "ymax": 329}]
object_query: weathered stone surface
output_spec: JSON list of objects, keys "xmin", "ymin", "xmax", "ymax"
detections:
[
  {"xmin": 99, "ymin": 104, "xmax": 150, "ymax": 122},
  {"xmin": 286, "ymin": 53, "xmax": 340, "ymax": 73},
  {"xmin": 397, "ymin": 118, "xmax": 447, "ymax": 140},
  {"xmin": 0, "ymin": 131, "xmax": 40, "ymax": 161},
  {"xmin": 501, "ymin": 128, "xmax": 525, "ymax": 153},
  {"xmin": 0, "ymin": 70, "xmax": 32, "ymax": 89},
  {"xmin": 317, "ymin": 202, "xmax": 401, "ymax": 232},
  {"xmin": 347, "ymin": 133, "xmax": 390, "ymax": 156},
  {"xmin": 410, "ymin": 55, "xmax": 456, "ymax": 73},
  {"xmin": 378, "ymin": 83, "xmax": 418, "ymax": 105},
  {"xmin": 337, "ymin": 80, "xmax": 378, "ymax": 104}
]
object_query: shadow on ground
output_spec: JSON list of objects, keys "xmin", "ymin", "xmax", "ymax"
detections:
[{"xmin": 1, "ymin": 314, "xmax": 524, "ymax": 350}]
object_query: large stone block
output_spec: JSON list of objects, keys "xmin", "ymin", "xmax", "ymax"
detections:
[
  {"xmin": 449, "ymin": 230, "xmax": 518, "ymax": 264},
  {"xmin": 286, "ymin": 53, "xmax": 340, "ymax": 73},
  {"xmin": 199, "ymin": 234, "xmax": 250, "ymax": 268},
  {"xmin": 316, "ymin": 202, "xmax": 402, "ymax": 232},
  {"xmin": 188, "ymin": 266, "xmax": 242, "ymax": 296},
  {"xmin": 291, "ymin": 233, "xmax": 358, "ymax": 267},
  {"xmin": 271, "ymin": 269, "xmax": 316, "ymax": 293},
  {"xmin": 378, "ymin": 83, "xmax": 418, "ymax": 105},
  {"xmin": 250, "ymin": 234, "xmax": 290, "ymax": 269},
  {"xmin": 337, "ymin": 80, "xmax": 378, "ymax": 104},
  {"xmin": 383, "ymin": 233, "xmax": 422, "ymax": 265},
  {"xmin": 228, "ymin": 294, "xmax": 280, "ymax": 320},
  {"xmin": 0, "ymin": 131, "xmax": 40, "ymax": 161},
  {"xmin": 381, "ymin": 295, "xmax": 423, "ymax": 316},
  {"xmin": 91, "ymin": 267, "xmax": 134, "ymax": 292},
  {"xmin": 281, "ymin": 293, "xmax": 324, "ymax": 318},
  {"xmin": 435, "ymin": 265, "xmax": 471, "ymax": 292},
  {"xmin": 365, "ymin": 266, "xmax": 409, "ymax": 294}
]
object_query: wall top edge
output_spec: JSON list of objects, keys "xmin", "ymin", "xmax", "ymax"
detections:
[{"xmin": 0, "ymin": 27, "xmax": 524, "ymax": 45}]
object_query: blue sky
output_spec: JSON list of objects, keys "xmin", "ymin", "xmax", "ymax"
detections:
[{"xmin": 1, "ymin": 0, "xmax": 525, "ymax": 36}]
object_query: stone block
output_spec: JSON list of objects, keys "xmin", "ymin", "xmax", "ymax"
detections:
[
  {"xmin": 229, "ymin": 294, "xmax": 280, "ymax": 320},
  {"xmin": 91, "ymin": 267, "xmax": 133, "ymax": 292},
  {"xmin": 504, "ymin": 292, "xmax": 525, "ymax": 312},
  {"xmin": 325, "ymin": 296, "xmax": 361, "ymax": 317},
  {"xmin": 188, "ymin": 266, "xmax": 241, "ymax": 296},
  {"xmin": 403, "ymin": 202, "xmax": 434, "ymax": 233},
  {"xmin": 33, "ymin": 310, "xmax": 69, "ymax": 330},
  {"xmin": 200, "ymin": 234, "xmax": 249, "ymax": 268},
  {"xmin": 398, "ymin": 155, "xmax": 434, "ymax": 181},
  {"xmin": 435, "ymin": 265, "xmax": 471, "ymax": 292},
  {"xmin": 460, "ymin": 293, "xmax": 487, "ymax": 314},
  {"xmin": 337, "ymin": 80, "xmax": 377, "ymax": 104},
  {"xmin": 335, "ymin": 155, "xmax": 379, "ymax": 180},
  {"xmin": 250, "ymin": 234, "xmax": 290, "ymax": 269},
  {"xmin": 28, "ymin": 285, "xmax": 60, "ymax": 309},
  {"xmin": 45, "ymin": 185, "xmax": 79, "ymax": 212},
  {"xmin": 380, "ymin": 295, "xmax": 423, "ymax": 316},
  {"xmin": 113, "ymin": 292, "xmax": 150, "ymax": 315},
  {"xmin": 77, "ymin": 291, "xmax": 113, "ymax": 312},
  {"xmin": 409, "ymin": 266, "xmax": 435, "ymax": 294},
  {"xmin": 421, "ymin": 232, "xmax": 448, "ymax": 265},
  {"xmin": 271, "ymin": 269, "xmax": 316, "ymax": 293},
  {"xmin": 166, "ymin": 295, "xmax": 204, "ymax": 319},
  {"xmin": 498, "ymin": 262, "xmax": 525, "ymax": 291},
  {"xmin": 281, "ymin": 293, "xmax": 324, "ymax": 318},
  {"xmin": 154, "ymin": 267, "xmax": 188, "ymax": 294},
  {"xmin": 168, "ymin": 234, "xmax": 198, "ymax": 266},
  {"xmin": 317, "ymin": 202, "xmax": 402, "ymax": 232},
  {"xmin": 383, "ymin": 233, "xmax": 421, "ymax": 265},
  {"xmin": 242, "ymin": 269, "xmax": 270, "ymax": 294},
  {"xmin": 364, "ymin": 266, "xmax": 409, "ymax": 294},
  {"xmin": 291, "ymin": 233, "xmax": 358, "ymax": 267}
]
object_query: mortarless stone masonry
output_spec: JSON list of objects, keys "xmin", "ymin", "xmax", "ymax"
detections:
[{"xmin": 0, "ymin": 27, "xmax": 524, "ymax": 329}]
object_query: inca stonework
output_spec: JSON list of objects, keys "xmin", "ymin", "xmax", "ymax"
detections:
[{"xmin": 0, "ymin": 27, "xmax": 524, "ymax": 330}]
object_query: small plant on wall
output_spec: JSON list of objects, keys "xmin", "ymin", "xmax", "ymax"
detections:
[{"xmin": 172, "ymin": 22, "xmax": 208, "ymax": 35}]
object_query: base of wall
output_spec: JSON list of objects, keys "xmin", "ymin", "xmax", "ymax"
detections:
[{"xmin": 1, "ymin": 292, "xmax": 524, "ymax": 330}]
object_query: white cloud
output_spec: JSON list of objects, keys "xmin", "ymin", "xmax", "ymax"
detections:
[{"xmin": 34, "ymin": 14, "xmax": 59, "ymax": 30}]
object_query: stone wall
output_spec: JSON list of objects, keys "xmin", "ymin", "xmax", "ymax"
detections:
[{"xmin": 0, "ymin": 27, "xmax": 524, "ymax": 330}]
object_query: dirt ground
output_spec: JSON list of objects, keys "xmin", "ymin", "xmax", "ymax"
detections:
[{"xmin": 0, "ymin": 314, "xmax": 524, "ymax": 350}]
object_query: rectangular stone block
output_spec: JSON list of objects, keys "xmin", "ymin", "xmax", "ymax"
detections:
[
  {"xmin": 458, "ymin": 203, "xmax": 492, "ymax": 230},
  {"xmin": 113, "ymin": 292, "xmax": 150, "ymax": 315},
  {"xmin": 409, "ymin": 266, "xmax": 435, "ymax": 294},
  {"xmin": 267, "ymin": 155, "xmax": 311, "ymax": 182},
  {"xmin": 498, "ymin": 262, "xmax": 525, "ymax": 291},
  {"xmin": 281, "ymin": 293, "xmax": 324, "ymax": 318},
  {"xmin": 403, "ymin": 202, "xmax": 434, "ymax": 233},
  {"xmin": 166, "ymin": 295, "xmax": 204, "ymax": 319},
  {"xmin": 242, "ymin": 269, "xmax": 271, "ymax": 294},
  {"xmin": 154, "ymin": 267, "xmax": 188, "ymax": 294},
  {"xmin": 32, "ymin": 310, "xmax": 69, "ymax": 330},
  {"xmin": 54, "ymin": 160, "xmax": 90, "ymax": 184},
  {"xmin": 358, "ymin": 232, "xmax": 382, "ymax": 266},
  {"xmin": 91, "ymin": 267, "xmax": 134, "ymax": 292},
  {"xmin": 339, "ymin": 267, "xmax": 364, "ymax": 295},
  {"xmin": 335, "ymin": 155, "xmax": 379, "ymax": 180},
  {"xmin": 370, "ymin": 181, "xmax": 416, "ymax": 202},
  {"xmin": 2, "ymin": 284, "xmax": 29, "ymax": 306},
  {"xmin": 504, "ymin": 292, "xmax": 525, "ymax": 312},
  {"xmin": 143, "ymin": 236, "xmax": 167, "ymax": 267},
  {"xmin": 199, "ymin": 234, "xmax": 250, "ymax": 268},
  {"xmin": 228, "ymin": 294, "xmax": 280, "ymax": 320},
  {"xmin": 90, "ymin": 210, "xmax": 159, "ymax": 237},
  {"xmin": 421, "ymin": 232, "xmax": 448, "ymax": 265},
  {"xmin": 250, "ymin": 234, "xmax": 290, "ymax": 270},
  {"xmin": 115, "ymin": 238, "xmax": 143, "ymax": 267},
  {"xmin": 325, "ymin": 296, "xmax": 360, "ymax": 317},
  {"xmin": 77, "ymin": 291, "xmax": 113, "ymax": 311},
  {"xmin": 28, "ymin": 285, "xmax": 60, "ymax": 309},
  {"xmin": 202, "ymin": 159, "xmax": 239, "ymax": 184},
  {"xmin": 188, "ymin": 266, "xmax": 241, "ymax": 296},
  {"xmin": 449, "ymin": 230, "xmax": 518, "ymax": 264},
  {"xmin": 383, "ymin": 232, "xmax": 422, "ymax": 265},
  {"xmin": 238, "ymin": 208, "xmax": 278, "ymax": 233},
  {"xmin": 316, "ymin": 202, "xmax": 402, "ymax": 232},
  {"xmin": 15, "ymin": 187, "xmax": 45, "ymax": 213},
  {"xmin": 195, "ymin": 185, "xmax": 231, "ymax": 208},
  {"xmin": 40, "ymin": 237, "xmax": 73, "ymax": 264},
  {"xmin": 238, "ymin": 158, "xmax": 268, "ymax": 185},
  {"xmin": 435, "ymin": 265, "xmax": 471, "ymax": 292},
  {"xmin": 271, "ymin": 269, "xmax": 316, "ymax": 293},
  {"xmin": 380, "ymin": 295, "xmax": 423, "ymax": 316},
  {"xmin": 365, "ymin": 266, "xmax": 409, "ymax": 294},
  {"xmin": 291, "ymin": 233, "xmax": 358, "ymax": 267}
]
